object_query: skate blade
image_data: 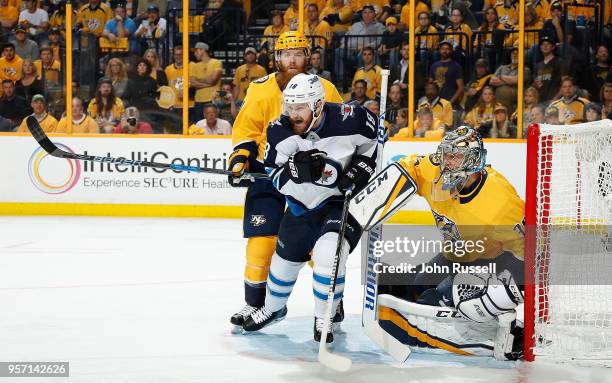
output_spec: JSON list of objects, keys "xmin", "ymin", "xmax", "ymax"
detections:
[{"xmin": 231, "ymin": 325, "xmax": 246, "ymax": 335}]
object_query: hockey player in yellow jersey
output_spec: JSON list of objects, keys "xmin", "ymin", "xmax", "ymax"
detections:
[{"xmin": 227, "ymin": 30, "xmax": 343, "ymax": 329}]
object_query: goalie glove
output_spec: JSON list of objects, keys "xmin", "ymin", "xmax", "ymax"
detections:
[
  {"xmin": 339, "ymin": 154, "xmax": 376, "ymax": 193},
  {"xmin": 452, "ymin": 270, "xmax": 523, "ymax": 323},
  {"xmin": 283, "ymin": 149, "xmax": 327, "ymax": 184},
  {"xmin": 227, "ymin": 142, "xmax": 258, "ymax": 187}
]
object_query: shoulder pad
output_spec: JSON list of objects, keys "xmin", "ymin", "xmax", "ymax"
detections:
[
  {"xmin": 253, "ymin": 75, "xmax": 270, "ymax": 84},
  {"xmin": 429, "ymin": 153, "xmax": 441, "ymax": 166}
]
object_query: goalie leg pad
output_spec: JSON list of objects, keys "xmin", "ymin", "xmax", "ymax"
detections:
[{"xmin": 349, "ymin": 162, "xmax": 417, "ymax": 230}]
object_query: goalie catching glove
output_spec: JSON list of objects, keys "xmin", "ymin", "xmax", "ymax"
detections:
[
  {"xmin": 339, "ymin": 154, "xmax": 376, "ymax": 193},
  {"xmin": 228, "ymin": 142, "xmax": 258, "ymax": 187},
  {"xmin": 451, "ymin": 270, "xmax": 524, "ymax": 323},
  {"xmin": 284, "ymin": 149, "xmax": 327, "ymax": 183}
]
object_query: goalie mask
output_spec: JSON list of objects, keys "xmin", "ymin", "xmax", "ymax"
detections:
[
  {"xmin": 433, "ymin": 127, "xmax": 487, "ymax": 200},
  {"xmin": 282, "ymin": 73, "xmax": 325, "ymax": 134}
]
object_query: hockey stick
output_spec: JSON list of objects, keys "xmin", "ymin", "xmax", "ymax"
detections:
[
  {"xmin": 25, "ymin": 116, "xmax": 268, "ymax": 180},
  {"xmin": 360, "ymin": 70, "xmax": 412, "ymax": 362},
  {"xmin": 318, "ymin": 186, "xmax": 353, "ymax": 372}
]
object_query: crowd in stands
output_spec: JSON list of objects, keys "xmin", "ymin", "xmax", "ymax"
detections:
[{"xmin": 0, "ymin": 0, "xmax": 610, "ymax": 139}]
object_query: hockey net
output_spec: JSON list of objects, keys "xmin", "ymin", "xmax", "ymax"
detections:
[{"xmin": 524, "ymin": 120, "xmax": 612, "ymax": 364}]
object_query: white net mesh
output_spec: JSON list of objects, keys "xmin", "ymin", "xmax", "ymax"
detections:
[{"xmin": 533, "ymin": 120, "xmax": 612, "ymax": 363}]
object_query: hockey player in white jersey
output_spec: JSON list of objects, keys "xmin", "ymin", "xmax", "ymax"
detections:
[{"xmin": 242, "ymin": 73, "xmax": 378, "ymax": 342}]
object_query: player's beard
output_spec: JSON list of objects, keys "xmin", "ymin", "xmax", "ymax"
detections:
[{"xmin": 277, "ymin": 60, "xmax": 307, "ymax": 81}]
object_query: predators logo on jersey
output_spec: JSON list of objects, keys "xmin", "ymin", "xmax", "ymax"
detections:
[{"xmin": 432, "ymin": 210, "xmax": 462, "ymax": 243}]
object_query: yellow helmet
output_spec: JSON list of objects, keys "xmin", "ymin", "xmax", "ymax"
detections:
[{"xmin": 275, "ymin": 30, "xmax": 310, "ymax": 53}]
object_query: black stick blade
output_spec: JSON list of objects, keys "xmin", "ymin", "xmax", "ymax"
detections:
[{"xmin": 26, "ymin": 115, "xmax": 61, "ymax": 155}]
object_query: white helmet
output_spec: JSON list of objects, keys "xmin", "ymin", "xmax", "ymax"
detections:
[{"xmin": 283, "ymin": 73, "xmax": 325, "ymax": 132}]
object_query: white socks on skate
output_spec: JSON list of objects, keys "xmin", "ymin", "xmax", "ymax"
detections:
[{"xmin": 312, "ymin": 232, "xmax": 349, "ymax": 319}]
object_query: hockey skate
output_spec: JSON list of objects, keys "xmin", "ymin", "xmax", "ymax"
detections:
[
  {"xmin": 314, "ymin": 316, "xmax": 334, "ymax": 343},
  {"xmin": 242, "ymin": 306, "xmax": 288, "ymax": 332},
  {"xmin": 230, "ymin": 304, "xmax": 259, "ymax": 327}
]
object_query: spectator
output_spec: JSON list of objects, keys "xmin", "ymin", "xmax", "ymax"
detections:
[
  {"xmin": 11, "ymin": 25, "xmax": 38, "ymax": 60},
  {"xmin": 464, "ymin": 85, "xmax": 499, "ymax": 129},
  {"xmin": 34, "ymin": 46, "xmax": 60, "ymax": 86},
  {"xmin": 512, "ymin": 86, "xmax": 540, "ymax": 129},
  {"xmin": 352, "ymin": 46, "xmax": 382, "ymax": 101},
  {"xmin": 213, "ymin": 80, "xmax": 238, "ymax": 124},
  {"xmin": 47, "ymin": 28, "xmax": 61, "ymax": 62},
  {"xmin": 307, "ymin": 49, "xmax": 331, "ymax": 81},
  {"xmin": 583, "ymin": 102, "xmax": 602, "ymax": 122},
  {"xmin": 102, "ymin": 3, "xmax": 136, "ymax": 50},
  {"xmin": 189, "ymin": 103, "xmax": 231, "ymax": 135},
  {"xmin": 541, "ymin": 2, "xmax": 570, "ymax": 46},
  {"xmin": 389, "ymin": 107, "xmax": 407, "ymax": 137},
  {"xmin": 390, "ymin": 42, "xmax": 425, "ymax": 104},
  {"xmin": 56, "ymin": 97, "xmax": 100, "ymax": 133},
  {"xmin": 261, "ymin": 10, "xmax": 288, "ymax": 51},
  {"xmin": 0, "ymin": 79, "xmax": 29, "ymax": 129},
  {"xmin": 105, "ymin": 57, "xmax": 128, "ymax": 98},
  {"xmin": 586, "ymin": 45, "xmax": 611, "ymax": 102},
  {"xmin": 602, "ymin": 82, "xmax": 612, "ymax": 119},
  {"xmin": 418, "ymin": 81, "xmax": 454, "ymax": 127},
  {"xmin": 134, "ymin": 0, "xmax": 167, "ymax": 23},
  {"xmin": 378, "ymin": 17, "xmax": 402, "ymax": 68},
  {"xmin": 444, "ymin": 7, "xmax": 472, "ymax": 54},
  {"xmin": 189, "ymin": 41, "xmax": 223, "ymax": 122},
  {"xmin": 77, "ymin": 0, "xmax": 112, "ymax": 37},
  {"xmin": 17, "ymin": 93, "xmax": 57, "ymax": 133},
  {"xmin": 474, "ymin": 7, "xmax": 506, "ymax": 68},
  {"xmin": 344, "ymin": 5, "xmax": 385, "ymax": 52},
  {"xmin": 232, "ymin": 47, "xmax": 266, "ymax": 103},
  {"xmin": 164, "ymin": 45, "xmax": 190, "ymax": 111},
  {"xmin": 490, "ymin": 45, "xmax": 530, "ymax": 110},
  {"xmin": 495, "ymin": 0, "xmax": 518, "ymax": 26},
  {"xmin": 0, "ymin": 43, "xmax": 23, "ymax": 83},
  {"xmin": 304, "ymin": 3, "xmax": 332, "ymax": 50},
  {"xmin": 134, "ymin": 4, "xmax": 167, "ymax": 51},
  {"xmin": 385, "ymin": 83, "xmax": 406, "ymax": 126},
  {"xmin": 123, "ymin": 58, "xmax": 158, "ymax": 111},
  {"xmin": 415, "ymin": 11, "xmax": 439, "ymax": 66},
  {"xmin": 533, "ymin": 35, "xmax": 566, "ymax": 102},
  {"xmin": 283, "ymin": 0, "xmax": 300, "ymax": 31},
  {"xmin": 399, "ymin": 0, "xmax": 430, "ymax": 31},
  {"xmin": 337, "ymin": 5, "xmax": 385, "ymax": 82},
  {"xmin": 548, "ymin": 77, "xmax": 590, "ymax": 125},
  {"xmin": 529, "ymin": 104, "xmax": 546, "ymax": 124},
  {"xmin": 113, "ymin": 106, "xmax": 153, "ymax": 134},
  {"xmin": 320, "ymin": 0, "xmax": 353, "ymax": 33},
  {"xmin": 545, "ymin": 105, "xmax": 561, "ymax": 125},
  {"xmin": 49, "ymin": 2, "xmax": 76, "ymax": 36},
  {"xmin": 430, "ymin": 40, "xmax": 464, "ymax": 107},
  {"xmin": 18, "ymin": 0, "xmax": 49, "ymax": 39},
  {"xmin": 523, "ymin": 6, "xmax": 543, "ymax": 53},
  {"xmin": 88, "ymin": 77, "xmax": 125, "ymax": 127},
  {"xmin": 528, "ymin": 0, "xmax": 551, "ymax": 22},
  {"xmin": 414, "ymin": 106, "xmax": 446, "ymax": 138},
  {"xmin": 364, "ymin": 99, "xmax": 380, "ymax": 115},
  {"xmin": 479, "ymin": 104, "xmax": 516, "ymax": 138},
  {"xmin": 350, "ymin": 78, "xmax": 370, "ymax": 105},
  {"xmin": 0, "ymin": 0, "xmax": 18, "ymax": 32},
  {"xmin": 143, "ymin": 48, "xmax": 168, "ymax": 86},
  {"xmin": 15, "ymin": 58, "xmax": 42, "ymax": 103},
  {"xmin": 464, "ymin": 58, "xmax": 492, "ymax": 112}
]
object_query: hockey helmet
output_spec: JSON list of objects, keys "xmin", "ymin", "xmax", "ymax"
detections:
[
  {"xmin": 275, "ymin": 31, "xmax": 310, "ymax": 60},
  {"xmin": 433, "ymin": 126, "xmax": 487, "ymax": 198},
  {"xmin": 282, "ymin": 73, "xmax": 325, "ymax": 132}
]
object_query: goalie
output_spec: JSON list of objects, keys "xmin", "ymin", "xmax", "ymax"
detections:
[{"xmin": 350, "ymin": 127, "xmax": 525, "ymax": 360}]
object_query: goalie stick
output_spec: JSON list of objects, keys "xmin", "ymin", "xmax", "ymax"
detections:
[
  {"xmin": 25, "ymin": 116, "xmax": 269, "ymax": 180},
  {"xmin": 359, "ymin": 70, "xmax": 411, "ymax": 361},
  {"xmin": 318, "ymin": 186, "xmax": 353, "ymax": 372}
]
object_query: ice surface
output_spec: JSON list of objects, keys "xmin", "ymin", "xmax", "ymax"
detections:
[{"xmin": 0, "ymin": 216, "xmax": 610, "ymax": 383}]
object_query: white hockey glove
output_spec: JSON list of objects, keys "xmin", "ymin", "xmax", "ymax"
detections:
[{"xmin": 452, "ymin": 270, "xmax": 523, "ymax": 323}]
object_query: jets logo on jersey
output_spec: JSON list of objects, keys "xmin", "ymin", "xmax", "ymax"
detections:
[
  {"xmin": 250, "ymin": 215, "xmax": 267, "ymax": 227},
  {"xmin": 341, "ymin": 104, "xmax": 354, "ymax": 121},
  {"xmin": 314, "ymin": 161, "xmax": 341, "ymax": 187}
]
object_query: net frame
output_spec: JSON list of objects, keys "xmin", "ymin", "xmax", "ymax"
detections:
[{"xmin": 524, "ymin": 121, "xmax": 612, "ymax": 364}]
